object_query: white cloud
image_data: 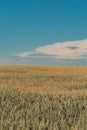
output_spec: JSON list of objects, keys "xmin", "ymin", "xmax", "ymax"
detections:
[
  {"xmin": 15, "ymin": 52, "xmax": 34, "ymax": 58},
  {"xmin": 35, "ymin": 39, "xmax": 87, "ymax": 59},
  {"xmin": 15, "ymin": 39, "xmax": 87, "ymax": 59}
]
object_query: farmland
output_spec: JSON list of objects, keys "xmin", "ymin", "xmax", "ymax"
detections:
[{"xmin": 0, "ymin": 66, "xmax": 87, "ymax": 130}]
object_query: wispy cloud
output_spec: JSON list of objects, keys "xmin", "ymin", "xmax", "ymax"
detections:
[
  {"xmin": 15, "ymin": 52, "xmax": 34, "ymax": 58},
  {"xmin": 15, "ymin": 39, "xmax": 87, "ymax": 59}
]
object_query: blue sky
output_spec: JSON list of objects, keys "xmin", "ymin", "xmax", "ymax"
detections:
[{"xmin": 0, "ymin": 0, "xmax": 87, "ymax": 65}]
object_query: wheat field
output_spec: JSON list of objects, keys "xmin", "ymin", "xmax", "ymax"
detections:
[{"xmin": 0, "ymin": 66, "xmax": 87, "ymax": 130}]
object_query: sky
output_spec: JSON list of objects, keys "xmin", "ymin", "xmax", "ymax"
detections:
[{"xmin": 0, "ymin": 0, "xmax": 87, "ymax": 65}]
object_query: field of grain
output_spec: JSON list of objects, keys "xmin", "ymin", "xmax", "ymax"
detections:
[{"xmin": 0, "ymin": 66, "xmax": 87, "ymax": 130}]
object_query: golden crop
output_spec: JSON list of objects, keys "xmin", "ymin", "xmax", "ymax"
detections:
[{"xmin": 0, "ymin": 66, "xmax": 87, "ymax": 130}]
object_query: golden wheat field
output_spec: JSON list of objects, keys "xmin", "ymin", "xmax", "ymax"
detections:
[{"xmin": 0, "ymin": 66, "xmax": 87, "ymax": 130}]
